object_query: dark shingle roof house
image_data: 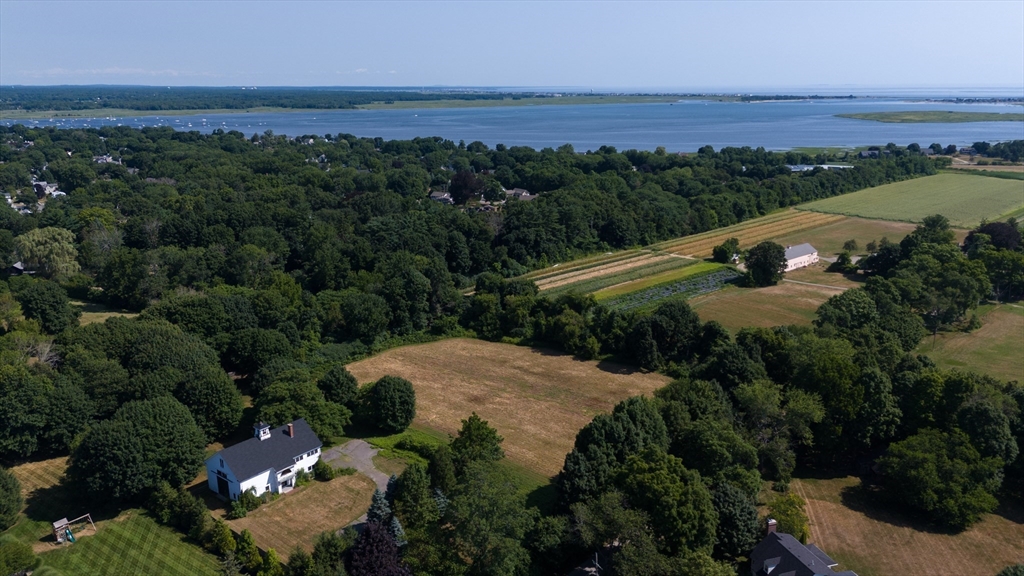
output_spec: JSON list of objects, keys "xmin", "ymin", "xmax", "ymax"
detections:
[
  {"xmin": 216, "ymin": 419, "xmax": 321, "ymax": 481},
  {"xmin": 750, "ymin": 521, "xmax": 857, "ymax": 576}
]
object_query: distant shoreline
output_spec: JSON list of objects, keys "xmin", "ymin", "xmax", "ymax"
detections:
[{"xmin": 837, "ymin": 111, "xmax": 1024, "ymax": 123}]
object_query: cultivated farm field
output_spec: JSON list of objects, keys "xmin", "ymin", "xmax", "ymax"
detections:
[
  {"xmin": 345, "ymin": 338, "xmax": 670, "ymax": 476},
  {"xmin": 539, "ymin": 254, "xmax": 695, "ymax": 296},
  {"xmin": 792, "ymin": 477, "xmax": 1023, "ymax": 576},
  {"xmin": 651, "ymin": 210, "xmax": 845, "ymax": 257},
  {"xmin": 798, "ymin": 173, "xmax": 1024, "ymax": 228},
  {"xmin": 917, "ymin": 304, "xmax": 1024, "ymax": 382},
  {"xmin": 770, "ymin": 216, "xmax": 920, "ymax": 256}
]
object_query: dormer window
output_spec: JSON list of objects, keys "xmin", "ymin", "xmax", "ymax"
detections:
[
  {"xmin": 254, "ymin": 422, "xmax": 272, "ymax": 441},
  {"xmin": 219, "ymin": 458, "xmax": 224, "ymax": 468}
]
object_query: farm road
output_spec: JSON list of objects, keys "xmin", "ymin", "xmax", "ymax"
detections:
[{"xmin": 782, "ymin": 278, "xmax": 848, "ymax": 291}]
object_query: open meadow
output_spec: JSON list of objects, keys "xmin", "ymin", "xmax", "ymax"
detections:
[
  {"xmin": 689, "ymin": 264, "xmax": 853, "ymax": 332},
  {"xmin": 917, "ymin": 304, "xmax": 1024, "ymax": 383},
  {"xmin": 792, "ymin": 476, "xmax": 1023, "ymax": 576},
  {"xmin": 798, "ymin": 173, "xmax": 1024, "ymax": 228},
  {"xmin": 650, "ymin": 210, "xmax": 845, "ymax": 258},
  {"xmin": 769, "ymin": 217, "xmax": 920, "ymax": 256},
  {"xmin": 345, "ymin": 338, "xmax": 670, "ymax": 476}
]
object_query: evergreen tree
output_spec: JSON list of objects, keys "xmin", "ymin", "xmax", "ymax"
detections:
[
  {"xmin": 235, "ymin": 529, "xmax": 262, "ymax": 573},
  {"xmin": 711, "ymin": 483, "xmax": 760, "ymax": 560},
  {"xmin": 450, "ymin": 412, "xmax": 505, "ymax": 473},
  {"xmin": 256, "ymin": 548, "xmax": 285, "ymax": 576},
  {"xmin": 0, "ymin": 466, "xmax": 22, "ymax": 530},
  {"xmin": 367, "ymin": 488, "xmax": 392, "ymax": 524},
  {"xmin": 390, "ymin": 516, "xmax": 407, "ymax": 548},
  {"xmin": 207, "ymin": 519, "xmax": 236, "ymax": 556},
  {"xmin": 349, "ymin": 521, "xmax": 410, "ymax": 576}
]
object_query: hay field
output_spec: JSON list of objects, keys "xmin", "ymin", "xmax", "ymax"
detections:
[
  {"xmin": 917, "ymin": 304, "xmax": 1024, "ymax": 383},
  {"xmin": 798, "ymin": 173, "xmax": 1024, "ymax": 228},
  {"xmin": 651, "ymin": 210, "xmax": 845, "ymax": 257},
  {"xmin": 537, "ymin": 254, "xmax": 694, "ymax": 295},
  {"xmin": 792, "ymin": 477, "xmax": 1023, "ymax": 576},
  {"xmin": 346, "ymin": 338, "xmax": 670, "ymax": 476},
  {"xmin": 770, "ymin": 217, "xmax": 920, "ymax": 256},
  {"xmin": 226, "ymin": 474, "xmax": 376, "ymax": 559},
  {"xmin": 689, "ymin": 270, "xmax": 849, "ymax": 332}
]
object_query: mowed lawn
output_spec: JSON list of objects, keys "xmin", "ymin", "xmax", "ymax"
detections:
[
  {"xmin": 71, "ymin": 299, "xmax": 138, "ymax": 325},
  {"xmin": 225, "ymin": 474, "xmax": 376, "ymax": 559},
  {"xmin": 689, "ymin": 266, "xmax": 851, "ymax": 332},
  {"xmin": 917, "ymin": 304, "xmax": 1024, "ymax": 382},
  {"xmin": 798, "ymin": 173, "xmax": 1024, "ymax": 228},
  {"xmin": 792, "ymin": 477, "xmax": 1023, "ymax": 576},
  {"xmin": 346, "ymin": 339, "xmax": 670, "ymax": 476},
  {"xmin": 36, "ymin": 511, "xmax": 220, "ymax": 576}
]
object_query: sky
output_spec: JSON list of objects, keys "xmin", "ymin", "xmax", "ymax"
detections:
[{"xmin": 1, "ymin": 1, "xmax": 1022, "ymax": 92}]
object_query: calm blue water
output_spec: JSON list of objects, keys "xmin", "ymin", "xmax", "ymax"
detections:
[{"xmin": 6, "ymin": 98, "xmax": 1023, "ymax": 151}]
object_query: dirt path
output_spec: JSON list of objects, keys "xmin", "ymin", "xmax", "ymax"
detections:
[{"xmin": 782, "ymin": 278, "xmax": 849, "ymax": 291}]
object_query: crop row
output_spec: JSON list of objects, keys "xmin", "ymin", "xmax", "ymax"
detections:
[
  {"xmin": 651, "ymin": 209, "xmax": 804, "ymax": 251},
  {"xmin": 544, "ymin": 257, "xmax": 696, "ymax": 296},
  {"xmin": 666, "ymin": 213, "xmax": 843, "ymax": 257},
  {"xmin": 603, "ymin": 268, "xmax": 743, "ymax": 312},
  {"xmin": 536, "ymin": 253, "xmax": 666, "ymax": 289},
  {"xmin": 525, "ymin": 250, "xmax": 643, "ymax": 281}
]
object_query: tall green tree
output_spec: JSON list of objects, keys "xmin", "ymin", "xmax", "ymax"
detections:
[
  {"xmin": 15, "ymin": 279, "xmax": 80, "ymax": 334},
  {"xmin": 365, "ymin": 376, "xmax": 416, "ymax": 434},
  {"xmin": 14, "ymin": 226, "xmax": 81, "ymax": 280},
  {"xmin": 0, "ymin": 466, "xmax": 22, "ymax": 530},
  {"xmin": 745, "ymin": 241, "xmax": 787, "ymax": 287},
  {"xmin": 450, "ymin": 412, "xmax": 505, "ymax": 473}
]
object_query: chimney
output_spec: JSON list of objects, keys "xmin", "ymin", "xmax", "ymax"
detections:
[
  {"xmin": 287, "ymin": 423, "xmax": 294, "ymax": 438},
  {"xmin": 767, "ymin": 518, "xmax": 777, "ymax": 534}
]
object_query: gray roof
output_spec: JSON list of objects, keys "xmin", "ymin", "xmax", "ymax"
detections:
[
  {"xmin": 785, "ymin": 243, "xmax": 817, "ymax": 260},
  {"xmin": 750, "ymin": 532, "xmax": 857, "ymax": 576},
  {"xmin": 211, "ymin": 419, "xmax": 321, "ymax": 481}
]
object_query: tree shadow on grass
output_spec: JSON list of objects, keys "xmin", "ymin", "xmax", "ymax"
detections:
[
  {"xmin": 838, "ymin": 480, "xmax": 959, "ymax": 536},
  {"xmin": 22, "ymin": 481, "xmax": 126, "ymax": 544},
  {"xmin": 525, "ymin": 482, "xmax": 558, "ymax": 515},
  {"xmin": 594, "ymin": 359, "xmax": 650, "ymax": 376},
  {"xmin": 992, "ymin": 496, "xmax": 1024, "ymax": 525}
]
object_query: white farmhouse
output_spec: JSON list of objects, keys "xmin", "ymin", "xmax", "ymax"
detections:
[
  {"xmin": 205, "ymin": 419, "xmax": 322, "ymax": 501},
  {"xmin": 784, "ymin": 243, "xmax": 819, "ymax": 272}
]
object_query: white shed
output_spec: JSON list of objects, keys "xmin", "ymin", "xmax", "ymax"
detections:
[{"xmin": 784, "ymin": 243, "xmax": 819, "ymax": 272}]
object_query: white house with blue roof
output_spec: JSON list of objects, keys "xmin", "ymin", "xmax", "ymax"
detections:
[{"xmin": 205, "ymin": 419, "xmax": 322, "ymax": 501}]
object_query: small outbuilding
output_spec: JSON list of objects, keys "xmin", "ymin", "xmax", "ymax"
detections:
[
  {"xmin": 784, "ymin": 243, "xmax": 819, "ymax": 272},
  {"xmin": 205, "ymin": 419, "xmax": 322, "ymax": 501}
]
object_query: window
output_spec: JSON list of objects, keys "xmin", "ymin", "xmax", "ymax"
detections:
[
  {"xmin": 265, "ymin": 485, "xmax": 270, "ymax": 493},
  {"xmin": 219, "ymin": 458, "xmax": 223, "ymax": 468},
  {"xmin": 307, "ymin": 465, "xmax": 313, "ymax": 472},
  {"xmin": 293, "ymin": 456, "xmax": 301, "ymax": 463}
]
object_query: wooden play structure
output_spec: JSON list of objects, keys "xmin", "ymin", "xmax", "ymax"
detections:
[{"xmin": 52, "ymin": 514, "xmax": 95, "ymax": 544}]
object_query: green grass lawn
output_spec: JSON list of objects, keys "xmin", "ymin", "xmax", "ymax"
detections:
[
  {"xmin": 36, "ymin": 511, "xmax": 220, "ymax": 576},
  {"xmin": 917, "ymin": 304, "xmax": 1024, "ymax": 382},
  {"xmin": 837, "ymin": 111, "xmax": 1024, "ymax": 123},
  {"xmin": 798, "ymin": 173, "xmax": 1024, "ymax": 228}
]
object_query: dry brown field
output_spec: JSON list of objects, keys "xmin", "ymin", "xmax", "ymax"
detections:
[
  {"xmin": 792, "ymin": 477, "xmax": 1024, "ymax": 576},
  {"xmin": 346, "ymin": 338, "xmax": 670, "ymax": 476},
  {"xmin": 9, "ymin": 456, "xmax": 67, "ymax": 498},
  {"xmin": 225, "ymin": 474, "xmax": 376, "ymax": 559}
]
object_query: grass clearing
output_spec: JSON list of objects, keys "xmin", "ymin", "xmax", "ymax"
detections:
[
  {"xmin": 792, "ymin": 477, "xmax": 1023, "ymax": 576},
  {"xmin": 837, "ymin": 111, "xmax": 1024, "ymax": 123},
  {"xmin": 917, "ymin": 304, "xmax": 1024, "ymax": 382},
  {"xmin": 689, "ymin": 276, "xmax": 847, "ymax": 332},
  {"xmin": 36, "ymin": 510, "xmax": 220, "ymax": 576},
  {"xmin": 71, "ymin": 300, "xmax": 137, "ymax": 325},
  {"xmin": 346, "ymin": 338, "xmax": 670, "ymax": 476},
  {"xmin": 797, "ymin": 173, "xmax": 1024, "ymax": 228},
  {"xmin": 226, "ymin": 473, "xmax": 376, "ymax": 559}
]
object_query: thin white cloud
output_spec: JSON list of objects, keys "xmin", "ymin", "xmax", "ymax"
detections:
[{"xmin": 17, "ymin": 67, "xmax": 214, "ymax": 78}]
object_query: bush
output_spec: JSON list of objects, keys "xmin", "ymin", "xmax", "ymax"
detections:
[
  {"xmin": 0, "ymin": 540, "xmax": 36, "ymax": 576},
  {"xmin": 239, "ymin": 488, "xmax": 262, "ymax": 512},
  {"xmin": 228, "ymin": 500, "xmax": 249, "ymax": 520},
  {"xmin": 0, "ymin": 467, "xmax": 23, "ymax": 530},
  {"xmin": 313, "ymin": 459, "xmax": 336, "ymax": 481},
  {"xmin": 295, "ymin": 469, "xmax": 312, "ymax": 487}
]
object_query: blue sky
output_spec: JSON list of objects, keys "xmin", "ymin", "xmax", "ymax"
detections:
[{"xmin": 1, "ymin": 1, "xmax": 1022, "ymax": 91}]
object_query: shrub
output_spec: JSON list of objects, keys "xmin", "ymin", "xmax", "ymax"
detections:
[
  {"xmin": 313, "ymin": 459, "xmax": 336, "ymax": 481},
  {"xmin": 295, "ymin": 469, "xmax": 312, "ymax": 487},
  {"xmin": 0, "ymin": 467, "xmax": 23, "ymax": 530},
  {"xmin": 228, "ymin": 501, "xmax": 249, "ymax": 520},
  {"xmin": 0, "ymin": 540, "xmax": 36, "ymax": 576},
  {"xmin": 239, "ymin": 489, "xmax": 262, "ymax": 512}
]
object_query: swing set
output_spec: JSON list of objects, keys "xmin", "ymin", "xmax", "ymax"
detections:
[{"xmin": 52, "ymin": 514, "xmax": 95, "ymax": 544}]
